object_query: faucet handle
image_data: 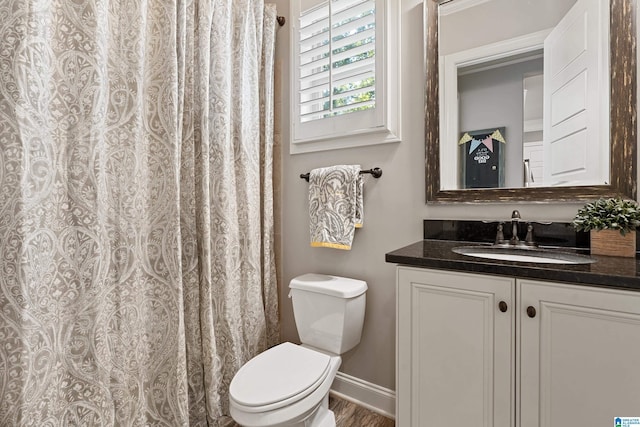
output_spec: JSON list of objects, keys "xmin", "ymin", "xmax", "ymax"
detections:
[
  {"xmin": 495, "ymin": 222, "xmax": 506, "ymax": 245},
  {"xmin": 524, "ymin": 223, "xmax": 535, "ymax": 245},
  {"xmin": 523, "ymin": 222, "xmax": 546, "ymax": 247}
]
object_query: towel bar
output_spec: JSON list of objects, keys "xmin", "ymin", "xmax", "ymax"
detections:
[{"xmin": 299, "ymin": 167, "xmax": 383, "ymax": 182}]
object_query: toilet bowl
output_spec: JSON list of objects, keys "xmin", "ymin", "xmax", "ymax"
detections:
[
  {"xmin": 230, "ymin": 342, "xmax": 341, "ymax": 427},
  {"xmin": 229, "ymin": 274, "xmax": 367, "ymax": 427}
]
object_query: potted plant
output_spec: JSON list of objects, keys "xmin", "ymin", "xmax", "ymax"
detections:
[{"xmin": 572, "ymin": 197, "xmax": 640, "ymax": 257}]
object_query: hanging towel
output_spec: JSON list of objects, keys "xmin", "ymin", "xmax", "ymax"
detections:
[{"xmin": 309, "ymin": 165, "xmax": 363, "ymax": 250}]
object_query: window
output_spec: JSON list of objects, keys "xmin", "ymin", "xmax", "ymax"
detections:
[
  {"xmin": 298, "ymin": 0, "xmax": 376, "ymax": 123},
  {"xmin": 291, "ymin": 0, "xmax": 400, "ymax": 154}
]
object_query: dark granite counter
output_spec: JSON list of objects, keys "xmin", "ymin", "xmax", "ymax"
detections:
[{"xmin": 386, "ymin": 240, "xmax": 640, "ymax": 292}]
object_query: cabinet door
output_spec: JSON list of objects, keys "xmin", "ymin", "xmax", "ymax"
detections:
[
  {"xmin": 397, "ymin": 267, "xmax": 514, "ymax": 426},
  {"xmin": 518, "ymin": 279, "xmax": 640, "ymax": 427}
]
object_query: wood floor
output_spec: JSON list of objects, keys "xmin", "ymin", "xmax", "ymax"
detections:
[
  {"xmin": 329, "ymin": 395, "xmax": 394, "ymax": 427},
  {"xmin": 227, "ymin": 395, "xmax": 395, "ymax": 426}
]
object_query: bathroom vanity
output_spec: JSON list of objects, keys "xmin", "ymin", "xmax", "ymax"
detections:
[
  {"xmin": 386, "ymin": 239, "xmax": 640, "ymax": 427},
  {"xmin": 405, "ymin": 0, "xmax": 640, "ymax": 422}
]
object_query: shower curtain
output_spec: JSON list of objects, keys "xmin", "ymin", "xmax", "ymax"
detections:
[{"xmin": 0, "ymin": 0, "xmax": 279, "ymax": 425}]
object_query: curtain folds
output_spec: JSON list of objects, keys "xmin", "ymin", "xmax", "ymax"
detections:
[{"xmin": 0, "ymin": 0, "xmax": 279, "ymax": 425}]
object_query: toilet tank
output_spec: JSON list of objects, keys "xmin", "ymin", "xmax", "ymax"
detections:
[{"xmin": 289, "ymin": 274, "xmax": 367, "ymax": 355}]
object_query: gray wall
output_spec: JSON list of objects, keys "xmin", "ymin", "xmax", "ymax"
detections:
[
  {"xmin": 458, "ymin": 58, "xmax": 543, "ymax": 188},
  {"xmin": 439, "ymin": 0, "xmax": 575, "ymax": 55},
  {"xmin": 272, "ymin": 0, "xmax": 639, "ymax": 393}
]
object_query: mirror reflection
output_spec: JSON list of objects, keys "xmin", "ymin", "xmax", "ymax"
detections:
[{"xmin": 438, "ymin": 0, "xmax": 610, "ymax": 190}]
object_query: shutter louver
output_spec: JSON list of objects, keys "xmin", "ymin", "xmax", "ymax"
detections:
[{"xmin": 299, "ymin": 0, "xmax": 376, "ymax": 123}]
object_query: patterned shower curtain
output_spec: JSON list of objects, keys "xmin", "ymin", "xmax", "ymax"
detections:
[{"xmin": 0, "ymin": 0, "xmax": 279, "ymax": 425}]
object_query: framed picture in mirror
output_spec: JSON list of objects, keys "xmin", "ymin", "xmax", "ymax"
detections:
[{"xmin": 459, "ymin": 127, "xmax": 506, "ymax": 189}]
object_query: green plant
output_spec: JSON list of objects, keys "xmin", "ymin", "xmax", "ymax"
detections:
[{"xmin": 572, "ymin": 197, "xmax": 640, "ymax": 236}]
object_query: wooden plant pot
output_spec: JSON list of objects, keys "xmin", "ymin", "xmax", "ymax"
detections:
[{"xmin": 590, "ymin": 229, "xmax": 636, "ymax": 257}]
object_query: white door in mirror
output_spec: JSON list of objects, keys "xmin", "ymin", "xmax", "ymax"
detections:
[{"xmin": 543, "ymin": 0, "xmax": 609, "ymax": 186}]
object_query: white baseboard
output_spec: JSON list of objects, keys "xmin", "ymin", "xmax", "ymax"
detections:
[{"xmin": 330, "ymin": 372, "xmax": 395, "ymax": 420}]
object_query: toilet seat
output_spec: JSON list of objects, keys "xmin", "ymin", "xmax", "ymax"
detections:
[{"xmin": 230, "ymin": 342, "xmax": 332, "ymax": 413}]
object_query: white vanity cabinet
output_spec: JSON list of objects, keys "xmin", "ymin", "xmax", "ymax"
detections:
[
  {"xmin": 396, "ymin": 267, "xmax": 515, "ymax": 426},
  {"xmin": 518, "ymin": 279, "xmax": 640, "ymax": 427},
  {"xmin": 397, "ymin": 266, "xmax": 640, "ymax": 427}
]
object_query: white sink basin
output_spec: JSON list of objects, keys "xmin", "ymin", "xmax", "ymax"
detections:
[{"xmin": 452, "ymin": 246, "xmax": 595, "ymax": 265}]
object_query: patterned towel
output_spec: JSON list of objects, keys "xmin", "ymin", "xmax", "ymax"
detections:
[{"xmin": 309, "ymin": 165, "xmax": 363, "ymax": 250}]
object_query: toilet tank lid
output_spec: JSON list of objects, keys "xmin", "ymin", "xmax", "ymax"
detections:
[{"xmin": 289, "ymin": 274, "xmax": 367, "ymax": 298}]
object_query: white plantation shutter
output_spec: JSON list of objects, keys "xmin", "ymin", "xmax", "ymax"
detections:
[
  {"xmin": 291, "ymin": 0, "xmax": 400, "ymax": 153},
  {"xmin": 299, "ymin": 2, "xmax": 331, "ymax": 121},
  {"xmin": 298, "ymin": 0, "xmax": 376, "ymax": 123}
]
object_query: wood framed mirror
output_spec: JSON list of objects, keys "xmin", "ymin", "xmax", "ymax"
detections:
[{"xmin": 425, "ymin": 0, "xmax": 637, "ymax": 203}]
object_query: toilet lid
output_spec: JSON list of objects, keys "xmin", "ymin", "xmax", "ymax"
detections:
[{"xmin": 230, "ymin": 342, "xmax": 331, "ymax": 409}]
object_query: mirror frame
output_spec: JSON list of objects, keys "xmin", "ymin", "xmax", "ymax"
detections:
[{"xmin": 425, "ymin": 0, "xmax": 637, "ymax": 203}]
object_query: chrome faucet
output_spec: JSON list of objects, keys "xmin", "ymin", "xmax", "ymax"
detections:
[
  {"xmin": 492, "ymin": 210, "xmax": 542, "ymax": 247},
  {"xmin": 510, "ymin": 210, "xmax": 521, "ymax": 245}
]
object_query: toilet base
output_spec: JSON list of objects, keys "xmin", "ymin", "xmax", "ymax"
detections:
[{"xmin": 288, "ymin": 395, "xmax": 335, "ymax": 427}]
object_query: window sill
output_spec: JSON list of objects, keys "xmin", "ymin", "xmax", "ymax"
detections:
[{"xmin": 290, "ymin": 127, "xmax": 401, "ymax": 155}]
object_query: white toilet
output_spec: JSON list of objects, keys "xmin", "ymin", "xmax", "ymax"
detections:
[{"xmin": 229, "ymin": 273, "xmax": 367, "ymax": 427}]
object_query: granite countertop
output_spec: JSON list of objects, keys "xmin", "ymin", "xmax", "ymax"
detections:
[{"xmin": 385, "ymin": 239, "xmax": 640, "ymax": 292}]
